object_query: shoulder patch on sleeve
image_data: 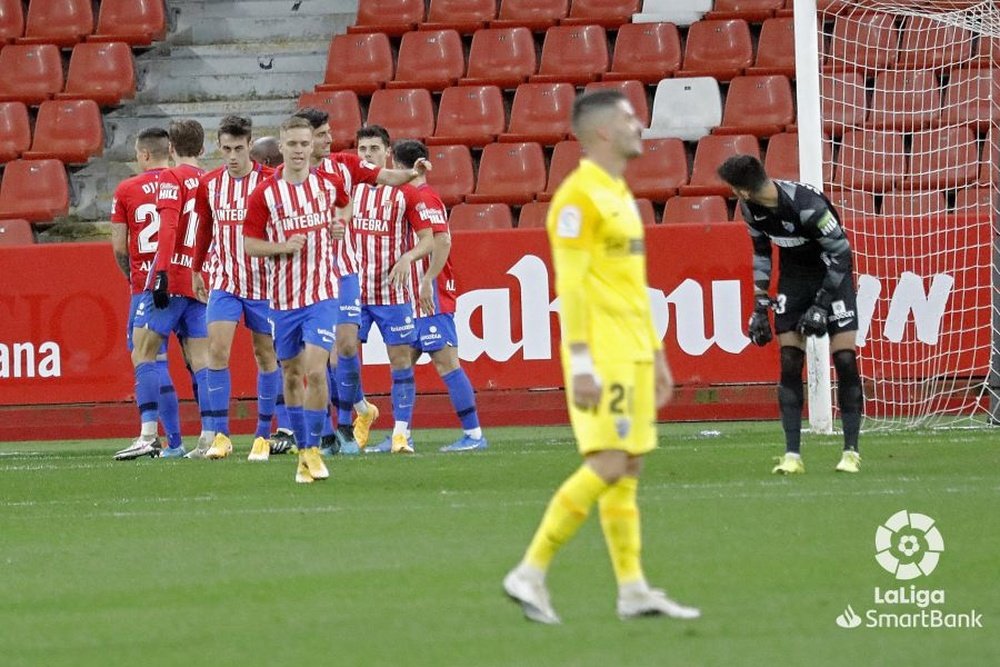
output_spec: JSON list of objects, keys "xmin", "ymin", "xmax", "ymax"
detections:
[{"xmin": 556, "ymin": 205, "xmax": 583, "ymax": 238}]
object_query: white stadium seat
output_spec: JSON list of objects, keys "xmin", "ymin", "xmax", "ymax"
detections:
[
  {"xmin": 632, "ymin": 0, "xmax": 711, "ymax": 26},
  {"xmin": 642, "ymin": 76, "xmax": 722, "ymax": 141}
]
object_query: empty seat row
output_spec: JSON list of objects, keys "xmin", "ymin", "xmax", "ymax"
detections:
[
  {"xmin": 0, "ymin": 99, "xmax": 104, "ymax": 164},
  {"xmin": 0, "ymin": 158, "xmax": 70, "ymax": 222},
  {"xmin": 0, "ymin": 0, "xmax": 166, "ymax": 47},
  {"xmin": 0, "ymin": 42, "xmax": 136, "ymax": 106}
]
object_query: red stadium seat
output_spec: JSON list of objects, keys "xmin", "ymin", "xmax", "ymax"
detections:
[
  {"xmin": 982, "ymin": 128, "xmax": 997, "ymax": 185},
  {"xmin": 0, "ymin": 218, "xmax": 34, "ymax": 245},
  {"xmin": 0, "ymin": 101, "xmax": 31, "ymax": 162},
  {"xmin": 624, "ymin": 138, "xmax": 689, "ymax": 202},
  {"xmin": 634, "ymin": 198, "xmax": 657, "ymax": 225},
  {"xmin": 422, "ymin": 0, "xmax": 496, "ymax": 33},
  {"xmin": 763, "ymin": 132, "xmax": 834, "ymax": 183},
  {"xmin": 833, "ymin": 129, "xmax": 906, "ymax": 191},
  {"xmin": 706, "ymin": 0, "xmax": 782, "ymax": 21},
  {"xmin": 296, "ymin": 91, "xmax": 362, "ymax": 151},
  {"xmin": 492, "ymin": 0, "xmax": 568, "ymax": 31},
  {"xmin": 460, "ymin": 27, "xmax": 537, "ymax": 88},
  {"xmin": 530, "ymin": 25, "xmax": 609, "ymax": 85},
  {"xmin": 880, "ymin": 191, "xmax": 946, "ymax": 217},
  {"xmin": 518, "ymin": 201, "xmax": 550, "ymax": 229},
  {"xmin": 978, "ymin": 36, "xmax": 1000, "ymax": 66},
  {"xmin": 954, "ymin": 187, "xmax": 995, "ymax": 211},
  {"xmin": 367, "ymin": 88, "xmax": 436, "ymax": 141},
  {"xmin": 747, "ymin": 17, "xmax": 798, "ymax": 77},
  {"xmin": 448, "ymin": 203, "xmax": 514, "ymax": 231},
  {"xmin": 663, "ymin": 195, "xmax": 729, "ymax": 224},
  {"xmin": 89, "ymin": 0, "xmax": 166, "ymax": 45},
  {"xmin": 0, "ymin": 0, "xmax": 24, "ymax": 43},
  {"xmin": 387, "ymin": 29, "xmax": 465, "ymax": 91},
  {"xmin": 56, "ymin": 42, "xmax": 136, "ymax": 107},
  {"xmin": 826, "ymin": 12, "xmax": 898, "ymax": 73},
  {"xmin": 18, "ymin": 0, "xmax": 93, "ymax": 48},
  {"xmin": 425, "ymin": 144, "xmax": 475, "ymax": 206},
  {"xmin": 23, "ymin": 99, "xmax": 103, "ymax": 163},
  {"xmin": 315, "ymin": 33, "xmax": 393, "ymax": 94},
  {"xmin": 0, "ymin": 44, "xmax": 63, "ymax": 105},
  {"xmin": 602, "ymin": 22, "xmax": 682, "ymax": 84},
  {"xmin": 716, "ymin": 75, "xmax": 794, "ymax": 137},
  {"xmin": 466, "ymin": 142, "xmax": 547, "ymax": 205},
  {"xmin": 677, "ymin": 19, "xmax": 753, "ymax": 81},
  {"xmin": 905, "ymin": 126, "xmax": 980, "ymax": 190},
  {"xmin": 868, "ymin": 70, "xmax": 940, "ymax": 131},
  {"xmin": 0, "ymin": 159, "xmax": 69, "ymax": 222},
  {"xmin": 584, "ymin": 80, "xmax": 650, "ymax": 126},
  {"xmin": 561, "ymin": 0, "xmax": 641, "ymax": 28},
  {"xmin": 430, "ymin": 85, "xmax": 506, "ymax": 147},
  {"xmin": 897, "ymin": 16, "xmax": 973, "ymax": 69},
  {"xmin": 347, "ymin": 0, "xmax": 424, "ymax": 36},
  {"xmin": 680, "ymin": 134, "xmax": 761, "ymax": 196},
  {"xmin": 941, "ymin": 68, "xmax": 999, "ymax": 133},
  {"xmin": 820, "ymin": 71, "xmax": 868, "ymax": 139},
  {"xmin": 500, "ymin": 82, "xmax": 576, "ymax": 145},
  {"xmin": 826, "ymin": 190, "xmax": 875, "ymax": 218},
  {"xmin": 539, "ymin": 140, "xmax": 582, "ymax": 202}
]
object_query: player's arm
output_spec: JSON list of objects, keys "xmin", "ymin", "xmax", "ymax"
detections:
[
  {"xmin": 110, "ymin": 222, "xmax": 129, "ymax": 279},
  {"xmin": 799, "ymin": 204, "xmax": 853, "ymax": 336},
  {"xmin": 419, "ymin": 231, "xmax": 452, "ymax": 315},
  {"xmin": 745, "ymin": 210, "xmax": 776, "ymax": 345},
  {"xmin": 374, "ymin": 157, "xmax": 432, "ymax": 187},
  {"xmin": 389, "ymin": 227, "xmax": 434, "ymax": 288},
  {"xmin": 150, "ymin": 173, "xmax": 182, "ymax": 307},
  {"xmin": 243, "ymin": 187, "xmax": 305, "ymax": 257},
  {"xmin": 191, "ymin": 180, "xmax": 213, "ymax": 273}
]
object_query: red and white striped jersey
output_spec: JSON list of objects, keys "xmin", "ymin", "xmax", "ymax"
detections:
[
  {"xmin": 404, "ymin": 184, "xmax": 457, "ymax": 317},
  {"xmin": 318, "ymin": 152, "xmax": 381, "ymax": 277},
  {"xmin": 152, "ymin": 163, "xmax": 205, "ymax": 299},
  {"xmin": 110, "ymin": 167, "xmax": 166, "ymax": 294},
  {"xmin": 192, "ymin": 162, "xmax": 273, "ymax": 300},
  {"xmin": 243, "ymin": 171, "xmax": 350, "ymax": 310}
]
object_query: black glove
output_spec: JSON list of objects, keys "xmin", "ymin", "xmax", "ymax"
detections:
[
  {"xmin": 152, "ymin": 271, "xmax": 169, "ymax": 309},
  {"xmin": 747, "ymin": 294, "xmax": 773, "ymax": 346},
  {"xmin": 798, "ymin": 289, "xmax": 831, "ymax": 337}
]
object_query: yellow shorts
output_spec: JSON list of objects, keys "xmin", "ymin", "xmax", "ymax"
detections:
[{"xmin": 565, "ymin": 359, "xmax": 657, "ymax": 456}]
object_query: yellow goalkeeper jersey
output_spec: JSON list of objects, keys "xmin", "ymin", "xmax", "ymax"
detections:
[{"xmin": 546, "ymin": 158, "xmax": 660, "ymax": 362}]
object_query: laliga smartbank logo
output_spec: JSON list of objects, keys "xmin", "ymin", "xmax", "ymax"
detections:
[{"xmin": 835, "ymin": 511, "xmax": 982, "ymax": 630}]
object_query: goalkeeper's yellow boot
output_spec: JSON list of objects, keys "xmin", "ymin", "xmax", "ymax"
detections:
[
  {"xmin": 247, "ymin": 436, "xmax": 270, "ymax": 462},
  {"xmin": 295, "ymin": 452, "xmax": 313, "ymax": 484},
  {"xmin": 835, "ymin": 450, "xmax": 861, "ymax": 473},
  {"xmin": 206, "ymin": 433, "xmax": 233, "ymax": 459},
  {"xmin": 772, "ymin": 452, "xmax": 804, "ymax": 475},
  {"xmin": 303, "ymin": 447, "xmax": 329, "ymax": 480},
  {"xmin": 352, "ymin": 400, "xmax": 380, "ymax": 449}
]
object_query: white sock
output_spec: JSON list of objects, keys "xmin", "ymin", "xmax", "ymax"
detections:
[
  {"xmin": 393, "ymin": 421, "xmax": 409, "ymax": 436},
  {"xmin": 465, "ymin": 427, "xmax": 483, "ymax": 440},
  {"xmin": 141, "ymin": 421, "xmax": 157, "ymax": 437},
  {"xmin": 354, "ymin": 400, "xmax": 369, "ymax": 415},
  {"xmin": 786, "ymin": 452, "xmax": 801, "ymax": 459}
]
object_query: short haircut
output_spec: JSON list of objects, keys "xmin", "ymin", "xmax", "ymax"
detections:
[
  {"xmin": 357, "ymin": 125, "xmax": 391, "ymax": 148},
  {"xmin": 716, "ymin": 155, "xmax": 769, "ymax": 192},
  {"xmin": 218, "ymin": 114, "xmax": 252, "ymax": 142},
  {"xmin": 136, "ymin": 127, "xmax": 170, "ymax": 159},
  {"xmin": 250, "ymin": 136, "xmax": 282, "ymax": 167},
  {"xmin": 392, "ymin": 139, "xmax": 428, "ymax": 170},
  {"xmin": 168, "ymin": 119, "xmax": 205, "ymax": 158},
  {"xmin": 571, "ymin": 89, "xmax": 627, "ymax": 137},
  {"xmin": 280, "ymin": 115, "xmax": 314, "ymax": 134},
  {"xmin": 293, "ymin": 107, "xmax": 329, "ymax": 129}
]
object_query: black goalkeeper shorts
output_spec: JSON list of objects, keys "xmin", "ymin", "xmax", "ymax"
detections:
[{"xmin": 774, "ymin": 270, "xmax": 859, "ymax": 336}]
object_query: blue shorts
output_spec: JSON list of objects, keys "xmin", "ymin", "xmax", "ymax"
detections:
[
  {"xmin": 412, "ymin": 313, "xmax": 459, "ymax": 354},
  {"xmin": 358, "ymin": 303, "xmax": 416, "ymax": 346},
  {"xmin": 133, "ymin": 292, "xmax": 208, "ymax": 340},
  {"xmin": 127, "ymin": 293, "xmax": 169, "ymax": 353},
  {"xmin": 338, "ymin": 273, "xmax": 362, "ymax": 326},
  {"xmin": 207, "ymin": 289, "xmax": 271, "ymax": 334},
  {"xmin": 269, "ymin": 299, "xmax": 338, "ymax": 361}
]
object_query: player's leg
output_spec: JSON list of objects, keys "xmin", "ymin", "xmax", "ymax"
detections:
[
  {"xmin": 368, "ymin": 305, "xmax": 417, "ymax": 453},
  {"xmin": 351, "ymin": 307, "xmax": 380, "ymax": 448},
  {"xmin": 320, "ymin": 359, "xmax": 338, "ymax": 454},
  {"xmin": 831, "ymin": 333, "xmax": 863, "ymax": 473},
  {"xmin": 334, "ymin": 273, "xmax": 367, "ymax": 452},
  {"xmin": 295, "ymin": 300, "xmax": 337, "ymax": 482},
  {"xmin": 246, "ymin": 297, "xmax": 280, "ymax": 462},
  {"xmin": 155, "ymin": 349, "xmax": 183, "ymax": 452},
  {"xmin": 205, "ymin": 290, "xmax": 240, "ymax": 446},
  {"xmin": 163, "ymin": 299, "xmax": 210, "ymax": 458},
  {"xmin": 771, "ymin": 275, "xmax": 816, "ymax": 475},
  {"xmin": 422, "ymin": 314, "xmax": 486, "ymax": 452}
]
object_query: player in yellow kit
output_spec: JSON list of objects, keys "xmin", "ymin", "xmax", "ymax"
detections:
[{"xmin": 502, "ymin": 90, "xmax": 701, "ymax": 624}]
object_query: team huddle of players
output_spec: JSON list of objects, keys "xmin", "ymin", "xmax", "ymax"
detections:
[{"xmin": 109, "ymin": 110, "xmax": 487, "ymax": 483}]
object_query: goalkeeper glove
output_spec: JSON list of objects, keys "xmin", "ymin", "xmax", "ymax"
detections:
[
  {"xmin": 798, "ymin": 289, "xmax": 831, "ymax": 337},
  {"xmin": 747, "ymin": 294, "xmax": 773, "ymax": 346},
  {"xmin": 152, "ymin": 271, "xmax": 170, "ymax": 309}
]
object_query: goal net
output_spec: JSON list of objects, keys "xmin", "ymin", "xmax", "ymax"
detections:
[{"xmin": 815, "ymin": 0, "xmax": 1000, "ymax": 427}]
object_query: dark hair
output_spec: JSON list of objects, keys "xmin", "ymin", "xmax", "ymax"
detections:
[
  {"xmin": 392, "ymin": 139, "xmax": 428, "ymax": 170},
  {"xmin": 168, "ymin": 119, "xmax": 205, "ymax": 158},
  {"xmin": 716, "ymin": 155, "xmax": 769, "ymax": 192},
  {"xmin": 218, "ymin": 114, "xmax": 252, "ymax": 142},
  {"xmin": 571, "ymin": 89, "xmax": 627, "ymax": 135},
  {"xmin": 136, "ymin": 127, "xmax": 170, "ymax": 159},
  {"xmin": 357, "ymin": 125, "xmax": 391, "ymax": 148},
  {"xmin": 293, "ymin": 107, "xmax": 329, "ymax": 129}
]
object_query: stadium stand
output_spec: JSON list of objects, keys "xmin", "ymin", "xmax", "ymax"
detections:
[
  {"xmin": 425, "ymin": 144, "xmax": 476, "ymax": 206},
  {"xmin": 763, "ymin": 131, "xmax": 834, "ymax": 183},
  {"xmin": 500, "ymin": 82, "xmax": 576, "ymax": 145},
  {"xmin": 539, "ymin": 140, "xmax": 582, "ymax": 202},
  {"xmin": 746, "ymin": 17, "xmax": 797, "ymax": 77},
  {"xmin": 17, "ymin": 0, "xmax": 93, "ymax": 48},
  {"xmin": 23, "ymin": 99, "xmax": 104, "ymax": 164},
  {"xmin": 624, "ymin": 138, "xmax": 689, "ymax": 202},
  {"xmin": 297, "ymin": 90, "xmax": 363, "ymax": 151},
  {"xmin": 561, "ymin": 0, "xmax": 641, "ymax": 28},
  {"xmin": 826, "ymin": 12, "xmax": 898, "ymax": 73},
  {"xmin": 430, "ymin": 85, "xmax": 506, "ymax": 147},
  {"xmin": 906, "ymin": 126, "xmax": 981, "ymax": 190},
  {"xmin": 663, "ymin": 195, "xmax": 729, "ymax": 224},
  {"xmin": 0, "ymin": 44, "xmax": 64, "ymax": 105},
  {"xmin": 531, "ymin": 25, "xmax": 609, "ymax": 85},
  {"xmin": 491, "ymin": 0, "xmax": 568, "ymax": 31},
  {"xmin": 716, "ymin": 74, "xmax": 795, "ymax": 137},
  {"xmin": 517, "ymin": 201, "xmax": 550, "ymax": 229},
  {"xmin": 941, "ymin": 68, "xmax": 998, "ymax": 133},
  {"xmin": 460, "ymin": 27, "xmax": 537, "ymax": 88},
  {"xmin": 57, "ymin": 42, "xmax": 136, "ymax": 107},
  {"xmin": 881, "ymin": 190, "xmax": 946, "ymax": 217},
  {"xmin": 448, "ymin": 203, "xmax": 515, "ymax": 231},
  {"xmin": 681, "ymin": 133, "xmax": 761, "ymax": 196},
  {"xmin": 422, "ymin": 0, "xmax": 496, "ymax": 33},
  {"xmin": 465, "ymin": 142, "xmax": 547, "ymax": 205},
  {"xmin": 834, "ymin": 129, "xmax": 907, "ymax": 191},
  {"xmin": 632, "ymin": 0, "xmax": 711, "ymax": 26},
  {"xmin": 367, "ymin": 88, "xmax": 436, "ymax": 141},
  {"xmin": 603, "ymin": 22, "xmax": 682, "ymax": 84},
  {"xmin": 0, "ymin": 0, "xmax": 24, "ymax": 44},
  {"xmin": 0, "ymin": 101, "xmax": 31, "ymax": 162},
  {"xmin": 868, "ymin": 70, "xmax": 940, "ymax": 131},
  {"xmin": 0, "ymin": 159, "xmax": 70, "ymax": 221},
  {"xmin": 827, "ymin": 189, "xmax": 875, "ymax": 217},
  {"xmin": 89, "ymin": 0, "xmax": 167, "ymax": 46},
  {"xmin": 387, "ymin": 29, "xmax": 465, "ymax": 91},
  {"xmin": 643, "ymin": 77, "xmax": 722, "ymax": 141},
  {"xmin": 955, "ymin": 187, "xmax": 995, "ymax": 210},
  {"xmin": 820, "ymin": 71, "xmax": 868, "ymax": 138},
  {"xmin": 347, "ymin": 0, "xmax": 425, "ymax": 35},
  {"xmin": 583, "ymin": 80, "xmax": 650, "ymax": 126},
  {"xmin": 897, "ymin": 15, "xmax": 973, "ymax": 69},
  {"xmin": 706, "ymin": 0, "xmax": 783, "ymax": 22},
  {"xmin": 676, "ymin": 19, "xmax": 753, "ymax": 80},
  {"xmin": 315, "ymin": 32, "xmax": 394, "ymax": 94},
  {"xmin": 0, "ymin": 218, "xmax": 33, "ymax": 245}
]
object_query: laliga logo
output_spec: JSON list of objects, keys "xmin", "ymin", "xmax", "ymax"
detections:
[{"xmin": 875, "ymin": 510, "xmax": 944, "ymax": 580}]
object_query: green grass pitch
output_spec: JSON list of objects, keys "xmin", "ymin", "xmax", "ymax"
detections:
[{"xmin": 1, "ymin": 422, "xmax": 998, "ymax": 667}]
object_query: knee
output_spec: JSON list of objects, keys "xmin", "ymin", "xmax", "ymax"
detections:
[
  {"xmin": 304, "ymin": 367, "xmax": 328, "ymax": 391},
  {"xmin": 433, "ymin": 356, "xmax": 459, "ymax": 376},
  {"xmin": 209, "ymin": 341, "xmax": 231, "ymax": 367},
  {"xmin": 779, "ymin": 346, "xmax": 806, "ymax": 386},
  {"xmin": 833, "ymin": 350, "xmax": 864, "ymax": 413},
  {"xmin": 337, "ymin": 338, "xmax": 358, "ymax": 357}
]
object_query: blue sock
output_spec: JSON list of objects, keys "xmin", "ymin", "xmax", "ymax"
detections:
[
  {"xmin": 287, "ymin": 405, "xmax": 306, "ymax": 448},
  {"xmin": 323, "ymin": 366, "xmax": 336, "ymax": 437},
  {"xmin": 442, "ymin": 368, "xmax": 480, "ymax": 431},
  {"xmin": 275, "ymin": 391, "xmax": 291, "ymax": 430},
  {"xmin": 156, "ymin": 360, "xmax": 182, "ymax": 448},
  {"xmin": 390, "ymin": 367, "xmax": 415, "ymax": 425},
  {"xmin": 206, "ymin": 368, "xmax": 231, "ymax": 435},
  {"xmin": 257, "ymin": 369, "xmax": 281, "ymax": 438},
  {"xmin": 195, "ymin": 368, "xmax": 212, "ymax": 432},
  {"xmin": 187, "ymin": 363, "xmax": 199, "ymax": 409},
  {"xmin": 304, "ymin": 408, "xmax": 327, "ymax": 448},
  {"xmin": 134, "ymin": 361, "xmax": 160, "ymax": 425},
  {"xmin": 337, "ymin": 354, "xmax": 361, "ymax": 426}
]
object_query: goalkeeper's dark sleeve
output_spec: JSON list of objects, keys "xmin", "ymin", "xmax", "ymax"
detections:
[
  {"xmin": 747, "ymin": 223, "xmax": 773, "ymax": 292},
  {"xmin": 808, "ymin": 207, "xmax": 853, "ymax": 303}
]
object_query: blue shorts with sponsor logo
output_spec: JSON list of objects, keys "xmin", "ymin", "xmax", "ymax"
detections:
[
  {"xmin": 269, "ymin": 299, "xmax": 338, "ymax": 361},
  {"xmin": 133, "ymin": 292, "xmax": 208, "ymax": 340},
  {"xmin": 337, "ymin": 273, "xmax": 362, "ymax": 326},
  {"xmin": 358, "ymin": 303, "xmax": 416, "ymax": 346},
  {"xmin": 207, "ymin": 289, "xmax": 271, "ymax": 334},
  {"xmin": 413, "ymin": 313, "xmax": 458, "ymax": 354},
  {"xmin": 127, "ymin": 293, "xmax": 169, "ymax": 353}
]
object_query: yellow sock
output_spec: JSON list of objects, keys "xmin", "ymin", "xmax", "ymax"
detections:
[
  {"xmin": 598, "ymin": 476, "xmax": 643, "ymax": 585},
  {"xmin": 524, "ymin": 465, "xmax": 609, "ymax": 571}
]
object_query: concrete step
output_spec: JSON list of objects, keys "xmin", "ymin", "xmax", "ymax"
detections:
[{"xmin": 171, "ymin": 8, "xmax": 354, "ymax": 46}]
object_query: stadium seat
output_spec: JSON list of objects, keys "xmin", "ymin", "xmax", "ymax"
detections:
[
  {"xmin": 561, "ymin": 0, "xmax": 641, "ymax": 28},
  {"xmin": 826, "ymin": 12, "xmax": 898, "ymax": 73},
  {"xmin": 296, "ymin": 91, "xmax": 362, "ymax": 151},
  {"xmin": 492, "ymin": 0, "xmax": 568, "ymax": 31},
  {"xmin": 602, "ymin": 22, "xmax": 682, "ymax": 84},
  {"xmin": 23, "ymin": 99, "xmax": 104, "ymax": 164},
  {"xmin": 906, "ymin": 126, "xmax": 980, "ymax": 190},
  {"xmin": 347, "ymin": 0, "xmax": 424, "ymax": 36},
  {"xmin": 868, "ymin": 70, "xmax": 940, "ymax": 131},
  {"xmin": 0, "ymin": 101, "xmax": 31, "ymax": 162},
  {"xmin": 941, "ymin": 68, "xmax": 999, "ymax": 133},
  {"xmin": 56, "ymin": 42, "xmax": 136, "ymax": 107},
  {"xmin": 387, "ymin": 29, "xmax": 465, "ymax": 91},
  {"xmin": 634, "ymin": 198, "xmax": 657, "ymax": 225},
  {"xmin": 0, "ymin": 0, "xmax": 24, "ymax": 43},
  {"xmin": 833, "ymin": 129, "xmax": 906, "ymax": 191},
  {"xmin": 366, "ymin": 88, "xmax": 436, "ymax": 141},
  {"xmin": 820, "ymin": 71, "xmax": 868, "ymax": 139},
  {"xmin": 0, "ymin": 218, "xmax": 33, "ymax": 245},
  {"xmin": 0, "ymin": 159, "xmax": 69, "ymax": 222},
  {"xmin": 680, "ymin": 134, "xmax": 760, "ymax": 196},
  {"xmin": 676, "ymin": 19, "xmax": 753, "ymax": 81},
  {"xmin": 663, "ymin": 195, "xmax": 729, "ymax": 224},
  {"xmin": 17, "ymin": 0, "xmax": 93, "ymax": 48},
  {"xmin": 517, "ymin": 201, "xmax": 549, "ymax": 229},
  {"xmin": 430, "ymin": 85, "xmax": 506, "ymax": 147},
  {"xmin": 706, "ymin": 0, "xmax": 783, "ymax": 21},
  {"xmin": 747, "ymin": 17, "xmax": 797, "ymax": 77},
  {"xmin": 422, "ymin": 0, "xmax": 496, "ymax": 33},
  {"xmin": 315, "ymin": 33, "xmax": 393, "ymax": 94},
  {"xmin": 539, "ymin": 140, "xmax": 582, "ymax": 202},
  {"xmin": 978, "ymin": 36, "xmax": 1000, "ymax": 66},
  {"xmin": 954, "ymin": 187, "xmax": 996, "ymax": 212},
  {"xmin": 763, "ymin": 132, "xmax": 834, "ymax": 183},
  {"xmin": 0, "ymin": 44, "xmax": 63, "ymax": 105},
  {"xmin": 981, "ymin": 128, "xmax": 997, "ymax": 185},
  {"xmin": 633, "ymin": 0, "xmax": 711, "ymax": 26},
  {"xmin": 583, "ymin": 80, "xmax": 650, "ymax": 126},
  {"xmin": 825, "ymin": 190, "xmax": 875, "ymax": 218},
  {"xmin": 448, "ymin": 203, "xmax": 514, "ymax": 231},
  {"xmin": 715, "ymin": 75, "xmax": 794, "ymax": 137},
  {"xmin": 425, "ymin": 144, "xmax": 475, "ymax": 206},
  {"xmin": 466, "ymin": 142, "xmax": 547, "ymax": 205},
  {"xmin": 530, "ymin": 25, "xmax": 609, "ymax": 85},
  {"xmin": 624, "ymin": 138, "xmax": 689, "ymax": 202},
  {"xmin": 643, "ymin": 77, "xmax": 722, "ymax": 141},
  {"xmin": 89, "ymin": 0, "xmax": 167, "ymax": 45},
  {"xmin": 897, "ymin": 15, "xmax": 974, "ymax": 69},
  {"xmin": 460, "ymin": 27, "xmax": 537, "ymax": 88},
  {"xmin": 880, "ymin": 191, "xmax": 946, "ymax": 217},
  {"xmin": 500, "ymin": 82, "xmax": 576, "ymax": 145}
]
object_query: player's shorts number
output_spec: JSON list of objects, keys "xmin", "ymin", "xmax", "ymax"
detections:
[
  {"xmin": 774, "ymin": 293, "xmax": 787, "ymax": 315},
  {"xmin": 608, "ymin": 382, "xmax": 633, "ymax": 415}
]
